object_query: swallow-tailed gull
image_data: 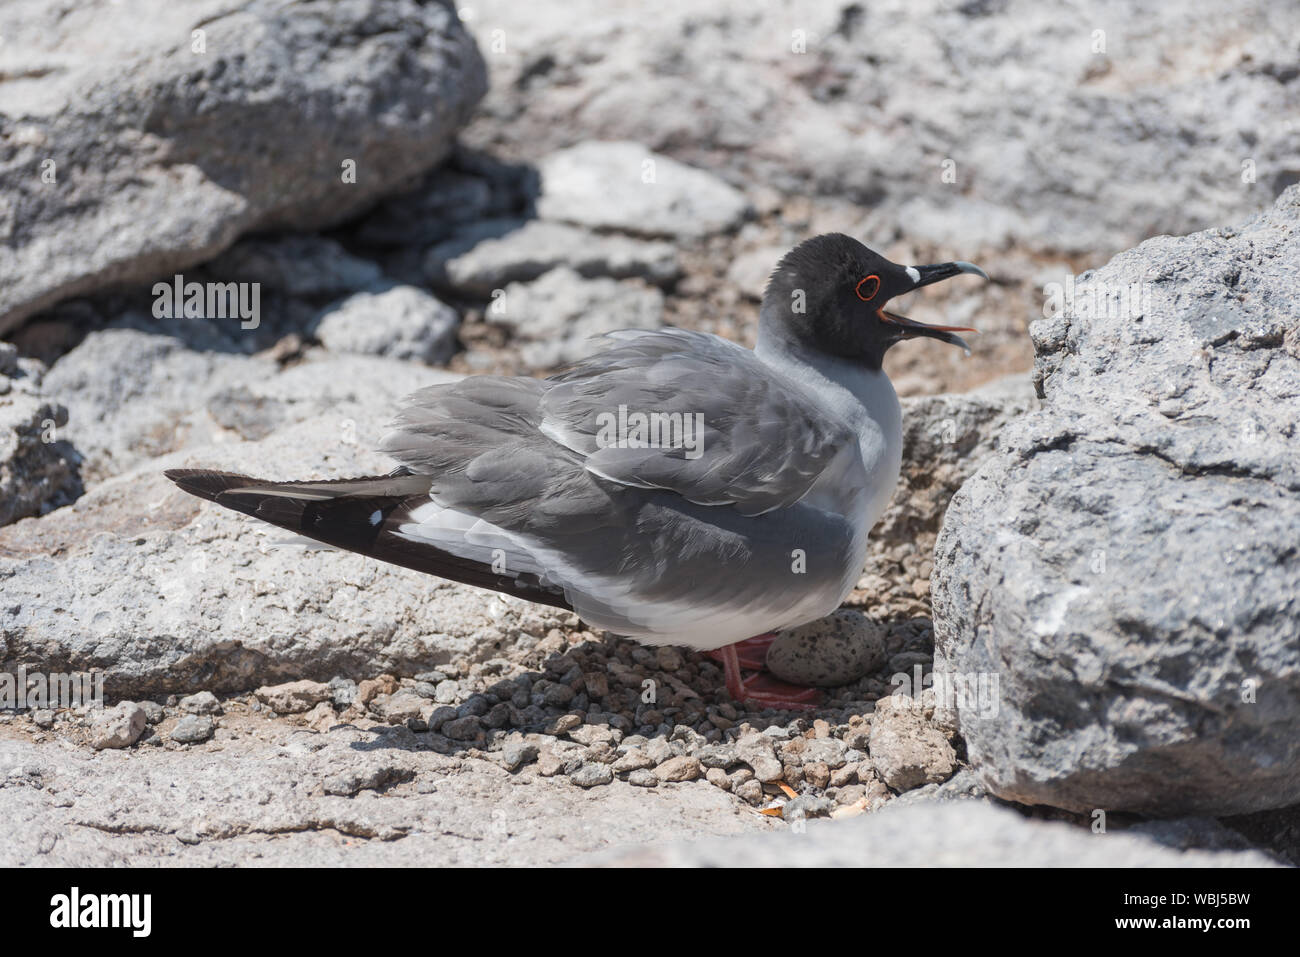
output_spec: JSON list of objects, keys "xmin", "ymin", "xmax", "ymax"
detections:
[{"xmin": 167, "ymin": 234, "xmax": 986, "ymax": 708}]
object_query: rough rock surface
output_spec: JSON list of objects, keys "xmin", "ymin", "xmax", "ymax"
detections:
[
  {"xmin": 0, "ymin": 722, "xmax": 766, "ymax": 866},
  {"xmin": 87, "ymin": 703, "xmax": 147, "ymax": 751},
  {"xmin": 464, "ymin": 0, "xmax": 1300, "ymax": 257},
  {"xmin": 536, "ymin": 141, "xmax": 751, "ymax": 239},
  {"xmin": 426, "ymin": 219, "xmax": 681, "ymax": 295},
  {"xmin": 0, "ymin": 0, "xmax": 487, "ymax": 333},
  {"xmin": 580, "ymin": 800, "xmax": 1280, "ymax": 868},
  {"xmin": 204, "ymin": 236, "xmax": 384, "ymax": 299},
  {"xmin": 40, "ymin": 328, "xmax": 459, "ymax": 484},
  {"xmin": 933, "ymin": 186, "xmax": 1300, "ymax": 816},
  {"xmin": 0, "ymin": 344, "xmax": 82, "ymax": 526},
  {"xmin": 490, "ymin": 268, "xmax": 665, "ymax": 368},
  {"xmin": 312, "ymin": 284, "xmax": 461, "ymax": 365},
  {"xmin": 868, "ymin": 694, "xmax": 958, "ymax": 792},
  {"xmin": 0, "ymin": 391, "xmax": 557, "ymax": 700}
]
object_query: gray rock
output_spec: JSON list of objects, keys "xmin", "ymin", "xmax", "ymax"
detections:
[
  {"xmin": 88, "ymin": 703, "xmax": 147, "ymax": 750},
  {"xmin": 570, "ymin": 763, "xmax": 615, "ymax": 788},
  {"xmin": 355, "ymin": 149, "xmax": 537, "ymax": 247},
  {"xmin": 783, "ymin": 794, "xmax": 835, "ymax": 821},
  {"xmin": 170, "ymin": 715, "xmax": 215, "ymax": 744},
  {"xmin": 356, "ymin": 170, "xmax": 497, "ymax": 247},
  {"xmin": 536, "ymin": 141, "xmax": 751, "ymax": 239},
  {"xmin": 501, "ymin": 740, "xmax": 539, "ymax": 772},
  {"xmin": 178, "ymin": 691, "xmax": 221, "ymax": 715},
  {"xmin": 933, "ymin": 186, "xmax": 1300, "ymax": 816},
  {"xmin": 140, "ymin": 702, "xmax": 166, "ymax": 725},
  {"xmin": 799, "ymin": 737, "xmax": 848, "ymax": 770},
  {"xmin": 39, "ymin": 326, "xmax": 259, "ymax": 483},
  {"xmin": 0, "ymin": 0, "xmax": 487, "ymax": 334},
  {"xmin": 369, "ymin": 691, "xmax": 427, "ymax": 726},
  {"xmin": 39, "ymin": 327, "xmax": 461, "ymax": 484},
  {"xmin": 734, "ymin": 732, "xmax": 784, "ymax": 784},
  {"xmin": 0, "ymin": 729, "xmax": 751, "ymax": 866},
  {"xmin": 726, "ymin": 246, "xmax": 787, "ymax": 301},
  {"xmin": 254, "ymin": 681, "xmax": 333, "ymax": 715},
  {"xmin": 627, "ymin": 768, "xmax": 659, "ymax": 788},
  {"xmin": 313, "ymin": 284, "xmax": 460, "ymax": 366},
  {"xmin": 202, "ymin": 236, "xmax": 383, "ymax": 298},
  {"xmin": 329, "ymin": 678, "xmax": 358, "ymax": 709},
  {"xmin": 611, "ymin": 748, "xmax": 655, "ymax": 773},
  {"xmin": 578, "ymin": 801, "xmax": 1280, "ymax": 868},
  {"xmin": 491, "ymin": 268, "xmax": 664, "ymax": 369},
  {"xmin": 887, "ymin": 768, "xmax": 988, "ymax": 810},
  {"xmin": 441, "ymin": 716, "xmax": 484, "ymax": 742},
  {"xmin": 0, "ymin": 386, "xmax": 82, "ymax": 527},
  {"xmin": 464, "ymin": 2, "xmax": 1299, "ymax": 257},
  {"xmin": 868, "ymin": 695, "xmax": 958, "ymax": 792},
  {"xmin": 695, "ymin": 744, "xmax": 738, "ymax": 770},
  {"xmin": 426, "ymin": 219, "xmax": 681, "ymax": 295},
  {"xmin": 765, "ymin": 610, "xmax": 888, "ymax": 687},
  {"xmin": 653, "ymin": 755, "xmax": 702, "ymax": 783},
  {"xmin": 30, "ymin": 709, "xmax": 54, "ymax": 730},
  {"xmin": 321, "ymin": 764, "xmax": 414, "ymax": 798}
]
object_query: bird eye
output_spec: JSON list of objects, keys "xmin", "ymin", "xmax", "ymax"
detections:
[{"xmin": 855, "ymin": 275, "xmax": 880, "ymax": 301}]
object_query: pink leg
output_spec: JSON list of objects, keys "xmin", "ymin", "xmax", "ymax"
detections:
[
  {"xmin": 709, "ymin": 636, "xmax": 823, "ymax": 711},
  {"xmin": 707, "ymin": 632, "xmax": 778, "ymax": 670}
]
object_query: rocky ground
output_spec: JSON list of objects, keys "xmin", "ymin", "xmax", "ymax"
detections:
[{"xmin": 2, "ymin": 0, "xmax": 1298, "ymax": 866}]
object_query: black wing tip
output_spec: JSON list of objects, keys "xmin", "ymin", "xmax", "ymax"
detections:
[{"xmin": 164, "ymin": 468, "xmax": 259, "ymax": 502}]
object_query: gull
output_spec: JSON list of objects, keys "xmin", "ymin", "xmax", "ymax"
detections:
[{"xmin": 167, "ymin": 234, "xmax": 986, "ymax": 709}]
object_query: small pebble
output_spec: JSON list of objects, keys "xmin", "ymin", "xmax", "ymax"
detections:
[
  {"xmin": 170, "ymin": 714, "xmax": 215, "ymax": 744},
  {"xmin": 501, "ymin": 740, "xmax": 539, "ymax": 771},
  {"xmin": 570, "ymin": 763, "xmax": 614, "ymax": 788},
  {"xmin": 705, "ymin": 767, "xmax": 730, "ymax": 790},
  {"xmin": 627, "ymin": 768, "xmax": 659, "ymax": 788},
  {"xmin": 654, "ymin": 755, "xmax": 702, "ymax": 783},
  {"xmin": 734, "ymin": 779, "xmax": 764, "ymax": 805},
  {"xmin": 179, "ymin": 691, "xmax": 221, "ymax": 715}
]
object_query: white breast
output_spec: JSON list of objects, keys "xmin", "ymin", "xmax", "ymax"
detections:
[{"xmin": 755, "ymin": 334, "xmax": 904, "ymax": 531}]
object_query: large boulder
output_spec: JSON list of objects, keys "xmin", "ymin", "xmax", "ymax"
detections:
[
  {"xmin": 932, "ymin": 186, "xmax": 1300, "ymax": 816},
  {"xmin": 0, "ymin": 0, "xmax": 487, "ymax": 334}
]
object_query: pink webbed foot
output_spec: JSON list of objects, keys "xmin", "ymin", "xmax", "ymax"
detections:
[{"xmin": 707, "ymin": 635, "xmax": 823, "ymax": 711}]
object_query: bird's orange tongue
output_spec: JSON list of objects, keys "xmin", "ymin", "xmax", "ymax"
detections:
[{"xmin": 878, "ymin": 308, "xmax": 977, "ymax": 352}]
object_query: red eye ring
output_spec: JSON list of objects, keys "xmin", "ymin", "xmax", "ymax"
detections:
[{"xmin": 855, "ymin": 275, "xmax": 881, "ymax": 301}]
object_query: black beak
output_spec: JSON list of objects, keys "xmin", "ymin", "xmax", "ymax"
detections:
[
  {"xmin": 878, "ymin": 260, "xmax": 988, "ymax": 353},
  {"xmin": 909, "ymin": 261, "xmax": 989, "ymax": 289}
]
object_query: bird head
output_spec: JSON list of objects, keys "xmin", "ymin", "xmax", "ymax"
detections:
[{"xmin": 759, "ymin": 234, "xmax": 987, "ymax": 368}]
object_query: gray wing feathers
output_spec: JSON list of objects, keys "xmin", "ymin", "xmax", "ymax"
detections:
[
  {"xmin": 539, "ymin": 330, "xmax": 853, "ymax": 515},
  {"xmin": 379, "ymin": 375, "xmax": 620, "ymax": 534}
]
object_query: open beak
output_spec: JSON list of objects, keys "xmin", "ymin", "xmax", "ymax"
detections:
[{"xmin": 879, "ymin": 260, "xmax": 987, "ymax": 352}]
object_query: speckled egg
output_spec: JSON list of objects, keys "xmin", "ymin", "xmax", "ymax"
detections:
[{"xmin": 765, "ymin": 610, "xmax": 889, "ymax": 687}]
